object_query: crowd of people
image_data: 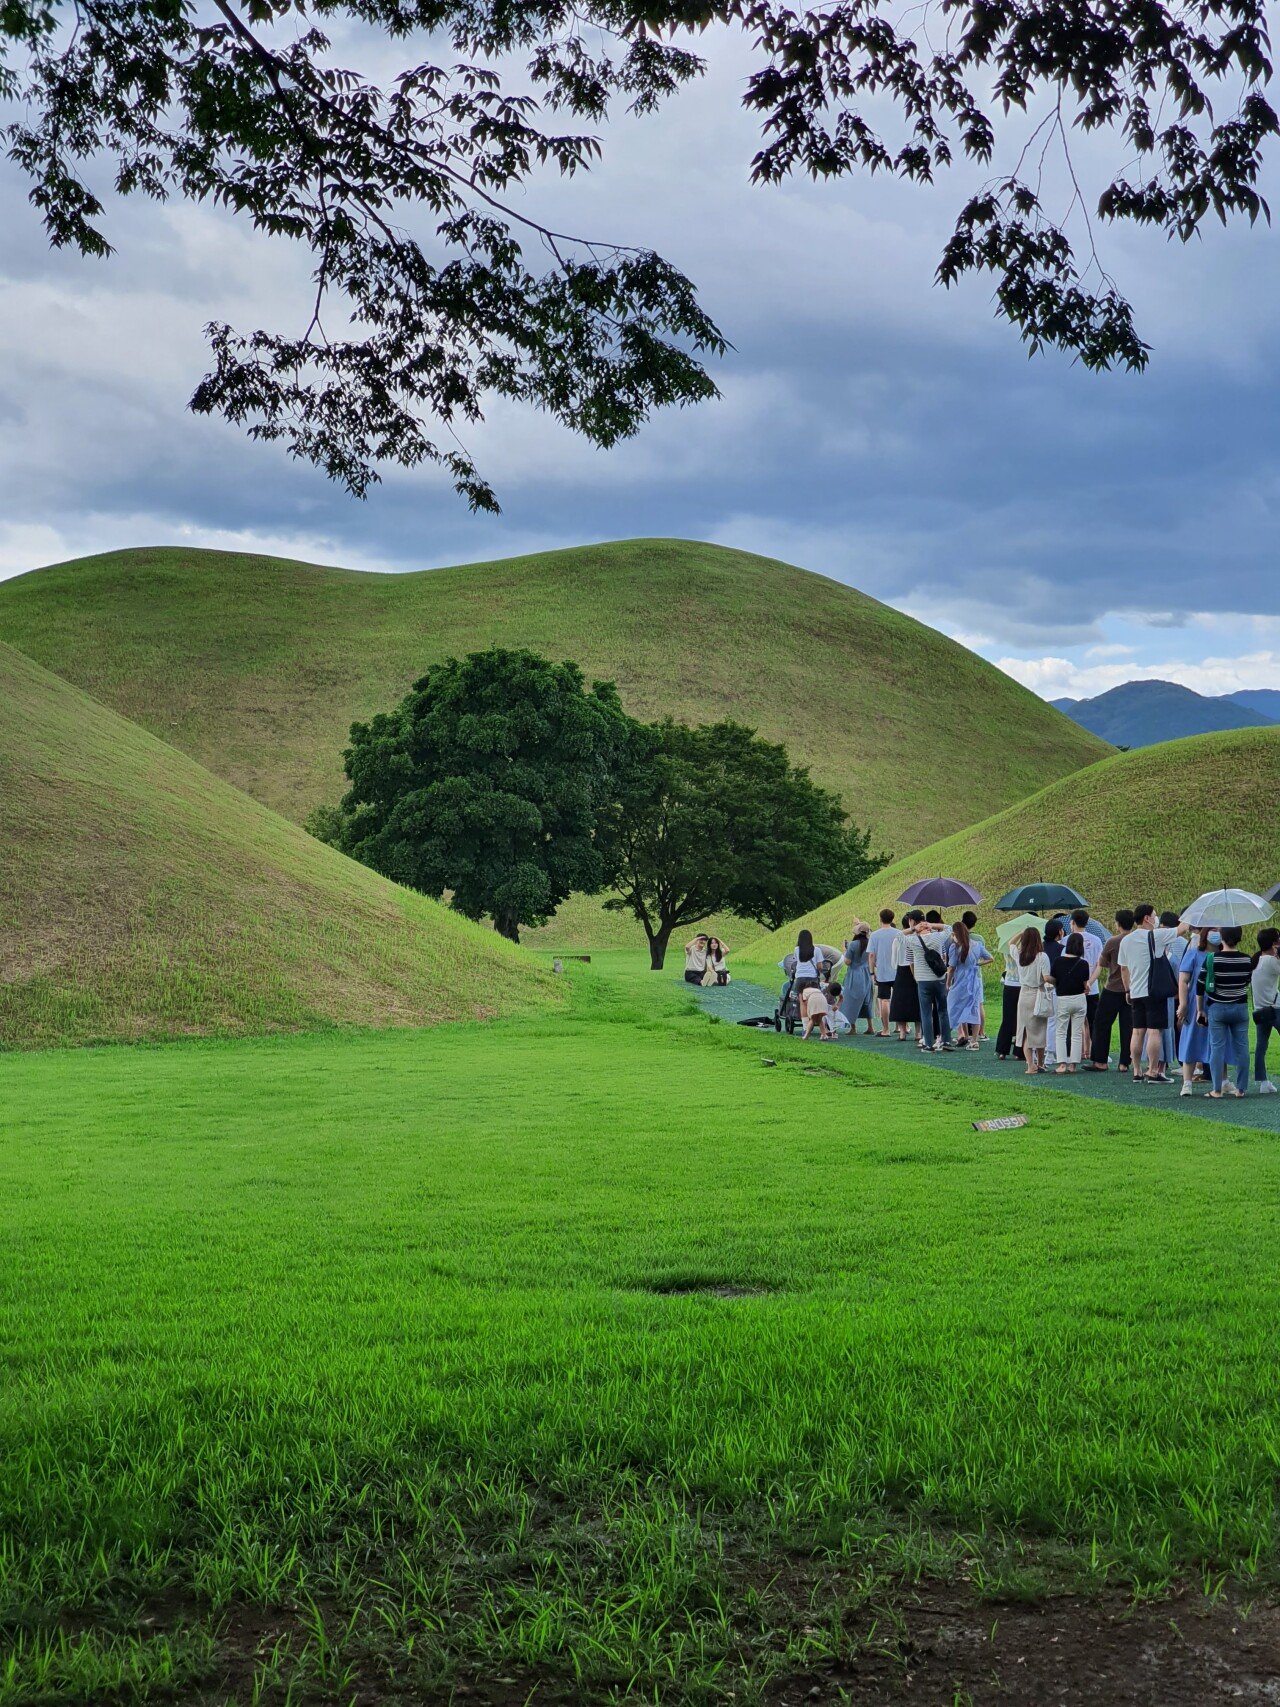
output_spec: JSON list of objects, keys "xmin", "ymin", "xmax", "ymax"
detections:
[{"xmin": 775, "ymin": 908, "xmax": 1280, "ymax": 1099}]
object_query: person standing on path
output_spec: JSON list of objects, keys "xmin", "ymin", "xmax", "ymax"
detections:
[
  {"xmin": 907, "ymin": 910, "xmax": 953, "ymax": 1052},
  {"xmin": 1117, "ymin": 904, "xmax": 1181, "ymax": 1083},
  {"xmin": 781, "ymin": 929, "xmax": 840, "ymax": 1002},
  {"xmin": 1049, "ymin": 932, "xmax": 1094, "ymax": 1071},
  {"xmin": 889, "ymin": 911, "xmax": 923, "ymax": 1043},
  {"xmin": 1198, "ymin": 926, "xmax": 1253, "ymax": 1098},
  {"xmin": 839, "ymin": 922, "xmax": 876, "ymax": 1035},
  {"xmin": 1159, "ymin": 910, "xmax": 1188, "ymax": 1070},
  {"xmin": 1013, "ymin": 926, "xmax": 1052, "ymax": 1074},
  {"xmin": 1070, "ymin": 907, "xmax": 1103, "ymax": 1057},
  {"xmin": 1088, "ymin": 911, "xmax": 1135, "ymax": 1072},
  {"xmin": 945, "ymin": 918, "xmax": 991, "ymax": 1049},
  {"xmin": 1177, "ymin": 928, "xmax": 1219, "ymax": 1097},
  {"xmin": 1043, "ymin": 917, "xmax": 1066, "ymax": 1067},
  {"xmin": 1252, "ymin": 927, "xmax": 1280, "ymax": 1094},
  {"xmin": 866, "ymin": 909, "xmax": 899, "ymax": 1038},
  {"xmin": 996, "ymin": 933, "xmax": 1024, "ymax": 1061}
]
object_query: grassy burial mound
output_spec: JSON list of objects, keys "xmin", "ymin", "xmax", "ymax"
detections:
[
  {"xmin": 0, "ymin": 540, "xmax": 1108, "ymax": 866},
  {"xmin": 0, "ymin": 643, "xmax": 556, "ymax": 1049},
  {"xmin": 745, "ymin": 726, "xmax": 1280, "ymax": 967}
]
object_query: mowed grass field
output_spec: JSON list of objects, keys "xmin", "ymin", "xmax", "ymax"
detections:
[
  {"xmin": 6, "ymin": 969, "xmax": 1280, "ymax": 1704},
  {"xmin": 0, "ymin": 642, "xmax": 555, "ymax": 1048},
  {"xmin": 0, "ymin": 541, "xmax": 1107, "ymax": 947},
  {"xmin": 745, "ymin": 727, "xmax": 1280, "ymax": 973}
]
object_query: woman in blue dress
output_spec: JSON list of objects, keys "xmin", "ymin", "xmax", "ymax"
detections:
[
  {"xmin": 1177, "ymin": 928, "xmax": 1239, "ymax": 1096},
  {"xmin": 839, "ymin": 922, "xmax": 876, "ymax": 1034},
  {"xmin": 946, "ymin": 919, "xmax": 992, "ymax": 1049}
]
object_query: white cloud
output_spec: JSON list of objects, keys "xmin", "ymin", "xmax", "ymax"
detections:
[{"xmin": 997, "ymin": 647, "xmax": 1280, "ymax": 702}]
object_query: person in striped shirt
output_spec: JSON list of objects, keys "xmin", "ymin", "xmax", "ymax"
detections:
[{"xmin": 1196, "ymin": 926, "xmax": 1253, "ymax": 1099}]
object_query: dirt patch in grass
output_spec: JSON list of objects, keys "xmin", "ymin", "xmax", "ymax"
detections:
[{"xmin": 773, "ymin": 1580, "xmax": 1280, "ymax": 1705}]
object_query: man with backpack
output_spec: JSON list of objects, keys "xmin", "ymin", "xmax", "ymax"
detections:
[
  {"xmin": 905, "ymin": 910, "xmax": 953, "ymax": 1053},
  {"xmin": 1118, "ymin": 903, "xmax": 1185, "ymax": 1084}
]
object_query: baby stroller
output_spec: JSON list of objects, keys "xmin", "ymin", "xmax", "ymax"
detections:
[{"xmin": 774, "ymin": 956, "xmax": 837, "ymax": 1034}]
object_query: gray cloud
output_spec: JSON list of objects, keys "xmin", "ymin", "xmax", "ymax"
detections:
[{"xmin": 1, "ymin": 31, "xmax": 1278, "ymax": 690}]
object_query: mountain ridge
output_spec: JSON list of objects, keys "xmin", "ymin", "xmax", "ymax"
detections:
[{"xmin": 1050, "ymin": 678, "xmax": 1276, "ymax": 747}]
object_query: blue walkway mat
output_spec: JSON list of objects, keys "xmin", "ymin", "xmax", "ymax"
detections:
[{"xmin": 686, "ymin": 977, "xmax": 1280, "ymax": 1135}]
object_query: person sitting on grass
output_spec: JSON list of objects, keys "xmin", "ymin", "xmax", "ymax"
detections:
[
  {"xmin": 682, "ymin": 934, "xmax": 710, "ymax": 986},
  {"xmin": 800, "ymin": 980, "xmax": 835, "ymax": 1041},
  {"xmin": 705, "ymin": 936, "xmax": 731, "ymax": 986}
]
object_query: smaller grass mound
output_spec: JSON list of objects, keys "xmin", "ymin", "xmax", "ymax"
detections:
[
  {"xmin": 0, "ymin": 643, "xmax": 557, "ymax": 1048},
  {"xmin": 743, "ymin": 726, "xmax": 1280, "ymax": 970}
]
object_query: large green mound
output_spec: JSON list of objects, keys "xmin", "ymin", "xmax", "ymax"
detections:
[
  {"xmin": 0, "ymin": 539, "xmax": 1107, "ymax": 869},
  {"xmin": 0, "ymin": 642, "xmax": 555, "ymax": 1048},
  {"xmin": 746, "ymin": 726, "xmax": 1280, "ymax": 964}
]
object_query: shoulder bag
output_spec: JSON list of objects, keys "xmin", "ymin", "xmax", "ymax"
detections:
[{"xmin": 1146, "ymin": 930, "xmax": 1178, "ymax": 1001}]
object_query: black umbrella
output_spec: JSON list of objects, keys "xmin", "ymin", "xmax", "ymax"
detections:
[{"xmin": 995, "ymin": 883, "xmax": 1089, "ymax": 913}]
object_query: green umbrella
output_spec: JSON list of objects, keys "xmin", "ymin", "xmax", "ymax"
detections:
[
  {"xmin": 995, "ymin": 883, "xmax": 1089, "ymax": 912},
  {"xmin": 996, "ymin": 912, "xmax": 1044, "ymax": 947}
]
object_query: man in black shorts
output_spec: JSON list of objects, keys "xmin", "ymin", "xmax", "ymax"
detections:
[{"xmin": 866, "ymin": 908, "xmax": 899, "ymax": 1038}]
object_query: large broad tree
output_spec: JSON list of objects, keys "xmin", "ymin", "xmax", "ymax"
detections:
[
  {"xmin": 318, "ymin": 648, "xmax": 632, "ymax": 940},
  {"xmin": 602, "ymin": 719, "xmax": 888, "ymax": 969},
  {"xmin": 4, "ymin": 0, "xmax": 1273, "ymax": 503}
]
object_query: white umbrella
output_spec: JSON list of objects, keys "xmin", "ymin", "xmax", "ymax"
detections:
[{"xmin": 1180, "ymin": 888, "xmax": 1274, "ymax": 929}]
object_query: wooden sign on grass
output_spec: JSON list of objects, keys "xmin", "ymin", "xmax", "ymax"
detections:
[{"xmin": 972, "ymin": 1114, "xmax": 1029, "ymax": 1132}]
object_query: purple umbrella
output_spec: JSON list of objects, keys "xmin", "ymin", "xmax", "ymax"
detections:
[{"xmin": 896, "ymin": 877, "xmax": 983, "ymax": 908}]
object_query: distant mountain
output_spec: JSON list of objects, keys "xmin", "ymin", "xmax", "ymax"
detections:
[
  {"xmin": 1227, "ymin": 689, "xmax": 1280, "ymax": 721},
  {"xmin": 1053, "ymin": 679, "xmax": 1276, "ymax": 747}
]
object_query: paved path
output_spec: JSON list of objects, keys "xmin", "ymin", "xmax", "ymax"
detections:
[{"xmin": 688, "ymin": 976, "xmax": 1280, "ymax": 1135}]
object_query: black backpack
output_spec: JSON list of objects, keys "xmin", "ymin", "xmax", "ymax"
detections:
[{"xmin": 1145, "ymin": 931, "xmax": 1178, "ymax": 1001}]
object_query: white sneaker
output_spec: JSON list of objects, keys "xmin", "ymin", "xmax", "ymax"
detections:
[
  {"xmin": 932, "ymin": 1041, "xmax": 944, "ymax": 1052},
  {"xmin": 1259, "ymin": 1081, "xmax": 1278, "ymax": 1095},
  {"xmin": 1179, "ymin": 1082, "xmax": 1193, "ymax": 1097}
]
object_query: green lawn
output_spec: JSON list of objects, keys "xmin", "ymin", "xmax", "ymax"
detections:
[{"xmin": 5, "ymin": 969, "xmax": 1280, "ymax": 1703}]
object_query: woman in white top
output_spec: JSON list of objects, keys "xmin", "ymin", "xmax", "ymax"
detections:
[
  {"xmin": 704, "ymin": 936, "xmax": 730, "ymax": 986},
  {"xmin": 780, "ymin": 929, "xmax": 840, "ymax": 997},
  {"xmin": 1012, "ymin": 925, "xmax": 1052, "ymax": 1075}
]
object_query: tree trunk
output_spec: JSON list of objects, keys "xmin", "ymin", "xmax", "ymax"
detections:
[
  {"xmin": 648, "ymin": 922, "xmax": 673, "ymax": 970},
  {"xmin": 495, "ymin": 912, "xmax": 521, "ymax": 944}
]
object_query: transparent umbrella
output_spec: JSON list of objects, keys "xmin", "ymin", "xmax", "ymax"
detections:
[
  {"xmin": 1180, "ymin": 888, "xmax": 1275, "ymax": 929},
  {"xmin": 996, "ymin": 913, "xmax": 1045, "ymax": 947}
]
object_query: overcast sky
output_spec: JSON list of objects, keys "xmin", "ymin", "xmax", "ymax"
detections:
[{"xmin": 1, "ymin": 30, "xmax": 1277, "ymax": 701}]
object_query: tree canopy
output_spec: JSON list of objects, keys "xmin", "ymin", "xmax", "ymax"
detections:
[
  {"xmin": 4, "ymin": 0, "xmax": 1273, "ymax": 503},
  {"xmin": 318, "ymin": 648, "xmax": 632, "ymax": 940},
  {"xmin": 602, "ymin": 719, "xmax": 888, "ymax": 968}
]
